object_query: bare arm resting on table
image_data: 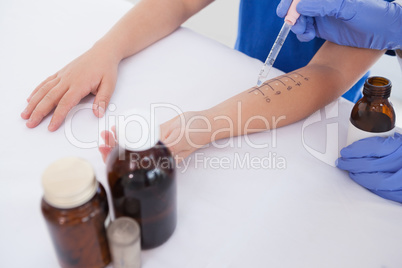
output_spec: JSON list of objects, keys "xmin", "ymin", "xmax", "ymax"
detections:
[
  {"xmin": 158, "ymin": 42, "xmax": 384, "ymax": 160},
  {"xmin": 21, "ymin": 0, "xmax": 213, "ymax": 131}
]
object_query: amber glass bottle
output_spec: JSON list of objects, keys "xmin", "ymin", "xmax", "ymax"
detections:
[
  {"xmin": 41, "ymin": 157, "xmax": 111, "ymax": 268},
  {"xmin": 107, "ymin": 110, "xmax": 177, "ymax": 249},
  {"xmin": 347, "ymin": 76, "xmax": 396, "ymax": 145}
]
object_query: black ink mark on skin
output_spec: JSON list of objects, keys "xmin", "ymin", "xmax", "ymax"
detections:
[
  {"xmin": 293, "ymin": 72, "xmax": 304, "ymax": 78},
  {"xmin": 251, "ymin": 72, "xmax": 308, "ymax": 104},
  {"xmin": 248, "ymin": 87, "xmax": 265, "ymax": 96},
  {"xmin": 271, "ymin": 78, "xmax": 286, "ymax": 86},
  {"xmin": 283, "ymin": 75, "xmax": 296, "ymax": 82},
  {"xmin": 262, "ymin": 82, "xmax": 275, "ymax": 91}
]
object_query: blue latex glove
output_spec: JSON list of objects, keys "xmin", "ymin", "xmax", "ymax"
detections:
[
  {"xmin": 277, "ymin": 0, "xmax": 402, "ymax": 50},
  {"xmin": 337, "ymin": 133, "xmax": 402, "ymax": 202}
]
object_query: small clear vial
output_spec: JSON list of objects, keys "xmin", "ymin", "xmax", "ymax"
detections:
[
  {"xmin": 107, "ymin": 109, "xmax": 177, "ymax": 249},
  {"xmin": 347, "ymin": 76, "xmax": 396, "ymax": 145},
  {"xmin": 41, "ymin": 157, "xmax": 111, "ymax": 268},
  {"xmin": 107, "ymin": 217, "xmax": 141, "ymax": 268}
]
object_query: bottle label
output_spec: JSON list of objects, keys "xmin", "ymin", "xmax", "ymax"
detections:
[{"xmin": 346, "ymin": 121, "xmax": 395, "ymax": 146}]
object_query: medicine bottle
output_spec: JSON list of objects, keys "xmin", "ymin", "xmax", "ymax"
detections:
[
  {"xmin": 41, "ymin": 157, "xmax": 111, "ymax": 268},
  {"xmin": 107, "ymin": 110, "xmax": 177, "ymax": 249},
  {"xmin": 347, "ymin": 76, "xmax": 396, "ymax": 145}
]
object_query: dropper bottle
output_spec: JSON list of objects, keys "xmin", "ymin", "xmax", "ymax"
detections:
[{"xmin": 347, "ymin": 76, "xmax": 396, "ymax": 145}]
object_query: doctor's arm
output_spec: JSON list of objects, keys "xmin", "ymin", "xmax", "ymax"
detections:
[{"xmin": 159, "ymin": 42, "xmax": 384, "ymax": 159}]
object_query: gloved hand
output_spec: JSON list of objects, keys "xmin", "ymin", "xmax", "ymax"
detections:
[
  {"xmin": 337, "ymin": 133, "xmax": 402, "ymax": 203},
  {"xmin": 277, "ymin": 0, "xmax": 402, "ymax": 50}
]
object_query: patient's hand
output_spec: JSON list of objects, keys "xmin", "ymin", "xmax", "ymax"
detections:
[
  {"xmin": 99, "ymin": 111, "xmax": 212, "ymax": 163},
  {"xmin": 160, "ymin": 111, "xmax": 212, "ymax": 162},
  {"xmin": 21, "ymin": 45, "xmax": 120, "ymax": 131},
  {"xmin": 99, "ymin": 126, "xmax": 117, "ymax": 163}
]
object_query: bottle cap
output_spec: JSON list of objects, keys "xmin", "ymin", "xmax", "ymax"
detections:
[
  {"xmin": 107, "ymin": 217, "xmax": 141, "ymax": 268},
  {"xmin": 116, "ymin": 109, "xmax": 160, "ymax": 152},
  {"xmin": 107, "ymin": 217, "xmax": 140, "ymax": 246},
  {"xmin": 42, "ymin": 157, "xmax": 98, "ymax": 209}
]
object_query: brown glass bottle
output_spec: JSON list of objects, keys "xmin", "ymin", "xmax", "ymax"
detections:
[
  {"xmin": 41, "ymin": 157, "xmax": 111, "ymax": 268},
  {"xmin": 347, "ymin": 76, "xmax": 396, "ymax": 145},
  {"xmin": 107, "ymin": 141, "xmax": 177, "ymax": 250}
]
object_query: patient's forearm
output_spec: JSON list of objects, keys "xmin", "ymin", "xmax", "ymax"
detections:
[
  {"xmin": 204, "ymin": 42, "xmax": 384, "ymax": 141},
  {"xmin": 94, "ymin": 0, "xmax": 213, "ymax": 61}
]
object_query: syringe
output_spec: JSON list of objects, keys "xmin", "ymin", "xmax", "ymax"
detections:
[{"xmin": 256, "ymin": 0, "xmax": 301, "ymax": 86}]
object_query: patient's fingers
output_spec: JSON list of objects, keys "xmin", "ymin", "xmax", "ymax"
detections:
[
  {"xmin": 47, "ymin": 87, "xmax": 86, "ymax": 131},
  {"xmin": 21, "ymin": 77, "xmax": 60, "ymax": 120},
  {"xmin": 26, "ymin": 84, "xmax": 68, "ymax": 128},
  {"xmin": 99, "ymin": 144, "xmax": 114, "ymax": 163},
  {"xmin": 27, "ymin": 73, "xmax": 57, "ymax": 102},
  {"xmin": 101, "ymin": 130, "xmax": 117, "ymax": 147},
  {"xmin": 99, "ymin": 129, "xmax": 117, "ymax": 162}
]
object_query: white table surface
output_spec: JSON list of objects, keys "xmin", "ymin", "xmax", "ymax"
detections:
[{"xmin": 1, "ymin": 0, "xmax": 402, "ymax": 267}]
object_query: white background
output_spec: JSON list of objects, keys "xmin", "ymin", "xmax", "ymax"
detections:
[{"xmin": 1, "ymin": 0, "xmax": 402, "ymax": 268}]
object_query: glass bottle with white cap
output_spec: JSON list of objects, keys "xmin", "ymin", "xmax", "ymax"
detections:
[
  {"xmin": 107, "ymin": 109, "xmax": 177, "ymax": 249},
  {"xmin": 41, "ymin": 157, "xmax": 111, "ymax": 268}
]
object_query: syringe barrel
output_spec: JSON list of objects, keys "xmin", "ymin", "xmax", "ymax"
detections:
[{"xmin": 263, "ymin": 22, "xmax": 292, "ymax": 67}]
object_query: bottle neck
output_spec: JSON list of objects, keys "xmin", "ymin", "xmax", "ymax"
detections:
[
  {"xmin": 362, "ymin": 95, "xmax": 391, "ymax": 103},
  {"xmin": 363, "ymin": 76, "xmax": 391, "ymax": 99}
]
